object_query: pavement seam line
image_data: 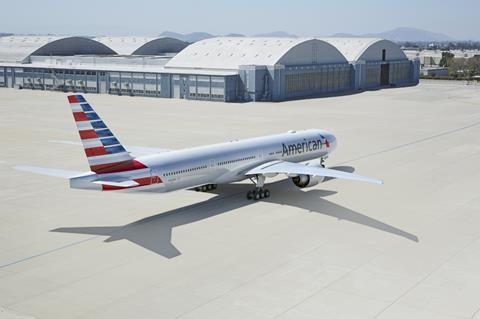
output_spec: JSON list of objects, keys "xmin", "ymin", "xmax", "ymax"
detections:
[
  {"xmin": 174, "ymin": 242, "xmax": 350, "ymax": 319},
  {"xmin": 337, "ymin": 119, "xmax": 480, "ymax": 165},
  {"xmin": 0, "ymin": 236, "xmax": 99, "ymax": 269},
  {"xmin": 270, "ymin": 253, "xmax": 381, "ymax": 319},
  {"xmin": 372, "ymin": 234, "xmax": 480, "ymax": 319}
]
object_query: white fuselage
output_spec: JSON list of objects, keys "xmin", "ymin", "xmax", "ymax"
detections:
[{"xmin": 70, "ymin": 129, "xmax": 337, "ymax": 192}]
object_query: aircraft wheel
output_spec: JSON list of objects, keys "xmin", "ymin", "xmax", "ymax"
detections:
[
  {"xmin": 206, "ymin": 184, "xmax": 213, "ymax": 191},
  {"xmin": 211, "ymin": 184, "xmax": 217, "ymax": 190},
  {"xmin": 201, "ymin": 185, "xmax": 207, "ymax": 192},
  {"xmin": 264, "ymin": 189, "xmax": 270, "ymax": 198},
  {"xmin": 247, "ymin": 190, "xmax": 254, "ymax": 200},
  {"xmin": 254, "ymin": 191, "xmax": 261, "ymax": 200}
]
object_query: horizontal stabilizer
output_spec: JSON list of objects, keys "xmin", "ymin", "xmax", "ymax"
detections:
[
  {"xmin": 92, "ymin": 180, "xmax": 139, "ymax": 187},
  {"xmin": 14, "ymin": 165, "xmax": 84, "ymax": 178}
]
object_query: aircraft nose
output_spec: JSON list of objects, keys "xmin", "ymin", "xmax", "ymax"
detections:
[{"xmin": 325, "ymin": 133, "xmax": 337, "ymax": 151}]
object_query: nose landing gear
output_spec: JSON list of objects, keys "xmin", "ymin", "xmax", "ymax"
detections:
[{"xmin": 320, "ymin": 157, "xmax": 326, "ymax": 168}]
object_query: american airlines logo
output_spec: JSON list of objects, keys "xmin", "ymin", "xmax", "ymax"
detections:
[{"xmin": 282, "ymin": 138, "xmax": 324, "ymax": 156}]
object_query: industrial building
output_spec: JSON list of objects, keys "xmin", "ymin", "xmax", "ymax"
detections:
[
  {"xmin": 0, "ymin": 35, "xmax": 420, "ymax": 102},
  {"xmin": 320, "ymin": 38, "xmax": 417, "ymax": 89},
  {"xmin": 420, "ymin": 66, "xmax": 449, "ymax": 77}
]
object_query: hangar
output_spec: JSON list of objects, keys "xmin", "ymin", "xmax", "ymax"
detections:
[
  {"xmin": 93, "ymin": 37, "xmax": 189, "ymax": 56},
  {"xmin": 164, "ymin": 37, "xmax": 352, "ymax": 101},
  {"xmin": 321, "ymin": 38, "xmax": 417, "ymax": 89},
  {"xmin": 0, "ymin": 36, "xmax": 116, "ymax": 63},
  {"xmin": 0, "ymin": 35, "xmax": 420, "ymax": 102}
]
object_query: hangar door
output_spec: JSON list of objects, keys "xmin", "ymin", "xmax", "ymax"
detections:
[
  {"xmin": 390, "ymin": 61, "xmax": 412, "ymax": 85},
  {"xmin": 365, "ymin": 64, "xmax": 380, "ymax": 88},
  {"xmin": 285, "ymin": 64, "xmax": 352, "ymax": 98},
  {"xmin": 172, "ymin": 75, "xmax": 188, "ymax": 99},
  {"xmin": 0, "ymin": 68, "xmax": 5, "ymax": 87},
  {"xmin": 380, "ymin": 64, "xmax": 390, "ymax": 85}
]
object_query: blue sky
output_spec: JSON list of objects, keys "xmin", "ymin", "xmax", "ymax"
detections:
[{"xmin": 1, "ymin": 0, "xmax": 479, "ymax": 40}]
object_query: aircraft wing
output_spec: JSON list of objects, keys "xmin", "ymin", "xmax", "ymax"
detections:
[{"xmin": 245, "ymin": 160, "xmax": 383, "ymax": 185}]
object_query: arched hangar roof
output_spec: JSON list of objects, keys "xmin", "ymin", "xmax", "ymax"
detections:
[
  {"xmin": 93, "ymin": 37, "xmax": 189, "ymax": 55},
  {"xmin": 320, "ymin": 38, "xmax": 407, "ymax": 62},
  {"xmin": 165, "ymin": 37, "xmax": 348, "ymax": 70},
  {"xmin": 0, "ymin": 36, "xmax": 116, "ymax": 63}
]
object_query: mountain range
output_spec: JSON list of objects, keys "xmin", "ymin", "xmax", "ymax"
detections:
[
  {"xmin": 254, "ymin": 31, "xmax": 298, "ymax": 38},
  {"xmin": 1, "ymin": 28, "xmax": 458, "ymax": 42},
  {"xmin": 159, "ymin": 27, "xmax": 456, "ymax": 43},
  {"xmin": 158, "ymin": 31, "xmax": 215, "ymax": 43},
  {"xmin": 331, "ymin": 27, "xmax": 454, "ymax": 42},
  {"xmin": 158, "ymin": 30, "xmax": 298, "ymax": 42}
]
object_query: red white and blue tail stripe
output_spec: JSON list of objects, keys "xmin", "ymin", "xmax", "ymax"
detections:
[{"xmin": 67, "ymin": 95, "xmax": 146, "ymax": 174}]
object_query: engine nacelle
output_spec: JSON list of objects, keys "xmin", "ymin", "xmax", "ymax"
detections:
[{"xmin": 291, "ymin": 174, "xmax": 325, "ymax": 188}]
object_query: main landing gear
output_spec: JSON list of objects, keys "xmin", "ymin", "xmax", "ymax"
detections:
[
  {"xmin": 246, "ymin": 175, "xmax": 270, "ymax": 200},
  {"xmin": 247, "ymin": 188, "xmax": 270, "ymax": 200},
  {"xmin": 195, "ymin": 184, "xmax": 217, "ymax": 192}
]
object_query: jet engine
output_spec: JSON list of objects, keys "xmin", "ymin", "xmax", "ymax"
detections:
[{"xmin": 291, "ymin": 174, "xmax": 325, "ymax": 188}]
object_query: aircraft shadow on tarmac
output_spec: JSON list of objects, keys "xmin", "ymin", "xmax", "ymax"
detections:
[{"xmin": 51, "ymin": 166, "xmax": 419, "ymax": 259}]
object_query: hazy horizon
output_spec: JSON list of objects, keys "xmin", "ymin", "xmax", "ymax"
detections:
[{"xmin": 1, "ymin": 0, "xmax": 479, "ymax": 40}]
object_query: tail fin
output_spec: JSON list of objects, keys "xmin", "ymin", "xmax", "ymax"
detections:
[{"xmin": 67, "ymin": 95, "xmax": 146, "ymax": 174}]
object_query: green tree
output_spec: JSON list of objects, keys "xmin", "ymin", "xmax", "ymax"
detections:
[
  {"xmin": 448, "ymin": 56, "xmax": 480, "ymax": 77},
  {"xmin": 439, "ymin": 52, "xmax": 454, "ymax": 67}
]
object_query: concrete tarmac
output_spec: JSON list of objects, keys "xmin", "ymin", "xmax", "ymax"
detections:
[{"xmin": 1, "ymin": 81, "xmax": 480, "ymax": 318}]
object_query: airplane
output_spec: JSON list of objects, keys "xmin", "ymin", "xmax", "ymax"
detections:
[{"xmin": 16, "ymin": 94, "xmax": 382, "ymax": 200}]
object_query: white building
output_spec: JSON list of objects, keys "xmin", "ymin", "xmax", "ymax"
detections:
[{"xmin": 0, "ymin": 35, "xmax": 420, "ymax": 102}]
